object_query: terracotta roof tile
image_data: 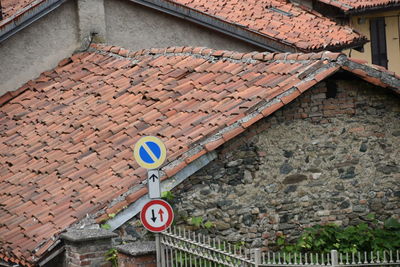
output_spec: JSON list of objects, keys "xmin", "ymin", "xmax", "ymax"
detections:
[
  {"xmin": 315, "ymin": 0, "xmax": 400, "ymax": 12},
  {"xmin": 166, "ymin": 0, "xmax": 366, "ymax": 51},
  {"xmin": 1, "ymin": 44, "xmax": 399, "ymax": 266}
]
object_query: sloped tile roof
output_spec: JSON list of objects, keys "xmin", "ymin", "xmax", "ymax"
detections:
[
  {"xmin": 0, "ymin": 0, "xmax": 38, "ymax": 19},
  {"xmin": 315, "ymin": 0, "xmax": 400, "ymax": 13},
  {"xmin": 1, "ymin": 0, "xmax": 35, "ymax": 19},
  {"xmin": 1, "ymin": 44, "xmax": 399, "ymax": 266},
  {"xmin": 146, "ymin": 0, "xmax": 367, "ymax": 51},
  {"xmin": 0, "ymin": 0, "xmax": 65, "ymax": 42}
]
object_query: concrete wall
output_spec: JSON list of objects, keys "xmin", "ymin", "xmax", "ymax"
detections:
[
  {"xmin": 118, "ymin": 78, "xmax": 400, "ymax": 248},
  {"xmin": 104, "ymin": 0, "xmax": 260, "ymax": 53},
  {"xmin": 345, "ymin": 10, "xmax": 400, "ymax": 74},
  {"xmin": 0, "ymin": 0, "xmax": 80, "ymax": 95}
]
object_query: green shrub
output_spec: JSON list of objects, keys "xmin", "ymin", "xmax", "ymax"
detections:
[{"xmin": 276, "ymin": 216, "xmax": 400, "ymax": 254}]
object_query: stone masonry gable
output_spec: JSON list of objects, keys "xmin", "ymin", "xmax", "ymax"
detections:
[{"xmin": 147, "ymin": 77, "xmax": 400, "ymax": 248}]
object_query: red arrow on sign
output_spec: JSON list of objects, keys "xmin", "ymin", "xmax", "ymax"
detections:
[{"xmin": 158, "ymin": 209, "xmax": 164, "ymax": 222}]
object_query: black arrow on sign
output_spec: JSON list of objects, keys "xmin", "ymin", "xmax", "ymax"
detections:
[
  {"xmin": 151, "ymin": 209, "xmax": 157, "ymax": 222},
  {"xmin": 149, "ymin": 174, "xmax": 158, "ymax": 182}
]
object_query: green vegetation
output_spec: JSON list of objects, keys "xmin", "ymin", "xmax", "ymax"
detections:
[
  {"xmin": 276, "ymin": 216, "xmax": 400, "ymax": 254},
  {"xmin": 105, "ymin": 248, "xmax": 118, "ymax": 267},
  {"xmin": 187, "ymin": 216, "xmax": 215, "ymax": 229},
  {"xmin": 101, "ymin": 223, "xmax": 111, "ymax": 230},
  {"xmin": 161, "ymin": 190, "xmax": 175, "ymax": 202}
]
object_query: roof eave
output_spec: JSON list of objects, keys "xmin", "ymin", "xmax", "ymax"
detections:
[
  {"xmin": 344, "ymin": 4, "xmax": 400, "ymax": 15},
  {"xmin": 0, "ymin": 0, "xmax": 66, "ymax": 43},
  {"xmin": 310, "ymin": 38, "xmax": 368, "ymax": 52}
]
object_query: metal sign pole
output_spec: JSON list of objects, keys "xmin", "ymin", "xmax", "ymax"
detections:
[
  {"xmin": 134, "ymin": 136, "xmax": 168, "ymax": 267},
  {"xmin": 156, "ymin": 233, "xmax": 162, "ymax": 267}
]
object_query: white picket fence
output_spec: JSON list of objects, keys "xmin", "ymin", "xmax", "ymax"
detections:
[{"xmin": 160, "ymin": 226, "xmax": 400, "ymax": 267}]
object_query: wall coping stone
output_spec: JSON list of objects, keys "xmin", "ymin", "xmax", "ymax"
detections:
[
  {"xmin": 61, "ymin": 228, "xmax": 118, "ymax": 243},
  {"xmin": 117, "ymin": 242, "xmax": 156, "ymax": 256}
]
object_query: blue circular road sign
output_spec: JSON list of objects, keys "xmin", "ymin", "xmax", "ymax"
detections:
[{"xmin": 133, "ymin": 136, "xmax": 167, "ymax": 169}]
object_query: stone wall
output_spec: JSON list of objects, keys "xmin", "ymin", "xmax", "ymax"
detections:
[{"xmin": 120, "ymin": 77, "xmax": 400, "ymax": 249}]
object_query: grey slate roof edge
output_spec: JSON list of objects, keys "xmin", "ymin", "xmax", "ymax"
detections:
[{"xmin": 0, "ymin": 0, "xmax": 66, "ymax": 43}]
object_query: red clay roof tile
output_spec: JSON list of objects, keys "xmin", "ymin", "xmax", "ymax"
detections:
[
  {"xmin": 315, "ymin": 0, "xmax": 400, "ymax": 12},
  {"xmin": 168, "ymin": 0, "xmax": 367, "ymax": 51}
]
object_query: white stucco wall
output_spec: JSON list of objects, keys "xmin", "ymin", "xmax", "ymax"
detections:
[
  {"xmin": 0, "ymin": 0, "xmax": 80, "ymax": 95},
  {"xmin": 104, "ymin": 0, "xmax": 260, "ymax": 53}
]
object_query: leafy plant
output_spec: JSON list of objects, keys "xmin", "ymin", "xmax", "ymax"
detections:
[
  {"xmin": 189, "ymin": 217, "xmax": 204, "ymax": 227},
  {"xmin": 105, "ymin": 248, "xmax": 118, "ymax": 267},
  {"xmin": 187, "ymin": 216, "xmax": 215, "ymax": 230},
  {"xmin": 101, "ymin": 223, "xmax": 111, "ymax": 230},
  {"xmin": 204, "ymin": 221, "xmax": 214, "ymax": 229},
  {"xmin": 161, "ymin": 191, "xmax": 175, "ymax": 202},
  {"xmin": 276, "ymin": 216, "xmax": 400, "ymax": 255}
]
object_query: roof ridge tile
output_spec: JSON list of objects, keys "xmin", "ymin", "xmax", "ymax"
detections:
[{"xmin": 91, "ymin": 43, "xmax": 348, "ymax": 65}]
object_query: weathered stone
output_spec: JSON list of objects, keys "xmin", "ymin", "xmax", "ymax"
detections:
[
  {"xmin": 370, "ymin": 200, "xmax": 384, "ymax": 211},
  {"xmin": 280, "ymin": 162, "xmax": 293, "ymax": 174},
  {"xmin": 376, "ymin": 164, "xmax": 399, "ymax": 174},
  {"xmin": 251, "ymin": 208, "xmax": 260, "ymax": 215},
  {"xmin": 283, "ymin": 174, "xmax": 307, "ymax": 184},
  {"xmin": 283, "ymin": 150, "xmax": 293, "ymax": 158},
  {"xmin": 278, "ymin": 223, "xmax": 296, "ymax": 230},
  {"xmin": 392, "ymin": 130, "xmax": 400, "ymax": 137},
  {"xmin": 284, "ymin": 185, "xmax": 297, "ymax": 193},
  {"xmin": 307, "ymin": 168, "xmax": 322, "ymax": 173},
  {"xmin": 335, "ymin": 184, "xmax": 344, "ymax": 190},
  {"xmin": 352, "ymin": 205, "xmax": 366, "ymax": 212},
  {"xmin": 264, "ymin": 183, "xmax": 279, "ymax": 193},
  {"xmin": 251, "ymin": 238, "xmax": 263, "ymax": 247},
  {"xmin": 340, "ymin": 166, "xmax": 356, "ymax": 179},
  {"xmin": 226, "ymin": 167, "xmax": 240, "ymax": 175},
  {"xmin": 244, "ymin": 170, "xmax": 253, "ymax": 183},
  {"xmin": 359, "ymin": 142, "xmax": 368, "ymax": 152},
  {"xmin": 242, "ymin": 214, "xmax": 254, "ymax": 226},
  {"xmin": 226, "ymin": 160, "xmax": 243, "ymax": 167},
  {"xmin": 200, "ymin": 188, "xmax": 211, "ymax": 195},
  {"xmin": 340, "ymin": 201, "xmax": 350, "ymax": 209},
  {"xmin": 214, "ymin": 221, "xmax": 230, "ymax": 231}
]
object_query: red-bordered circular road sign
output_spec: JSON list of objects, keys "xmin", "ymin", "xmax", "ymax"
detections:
[{"xmin": 140, "ymin": 199, "xmax": 174, "ymax": 232}]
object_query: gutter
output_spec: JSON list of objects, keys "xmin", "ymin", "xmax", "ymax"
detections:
[
  {"xmin": 107, "ymin": 151, "xmax": 218, "ymax": 230},
  {"xmin": 128, "ymin": 0, "xmax": 296, "ymax": 52},
  {"xmin": 0, "ymin": 0, "xmax": 66, "ymax": 43},
  {"xmin": 345, "ymin": 4, "xmax": 400, "ymax": 15}
]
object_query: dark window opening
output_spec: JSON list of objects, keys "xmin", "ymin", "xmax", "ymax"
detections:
[
  {"xmin": 370, "ymin": 17, "xmax": 388, "ymax": 68},
  {"xmin": 326, "ymin": 80, "xmax": 337, "ymax": 99}
]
